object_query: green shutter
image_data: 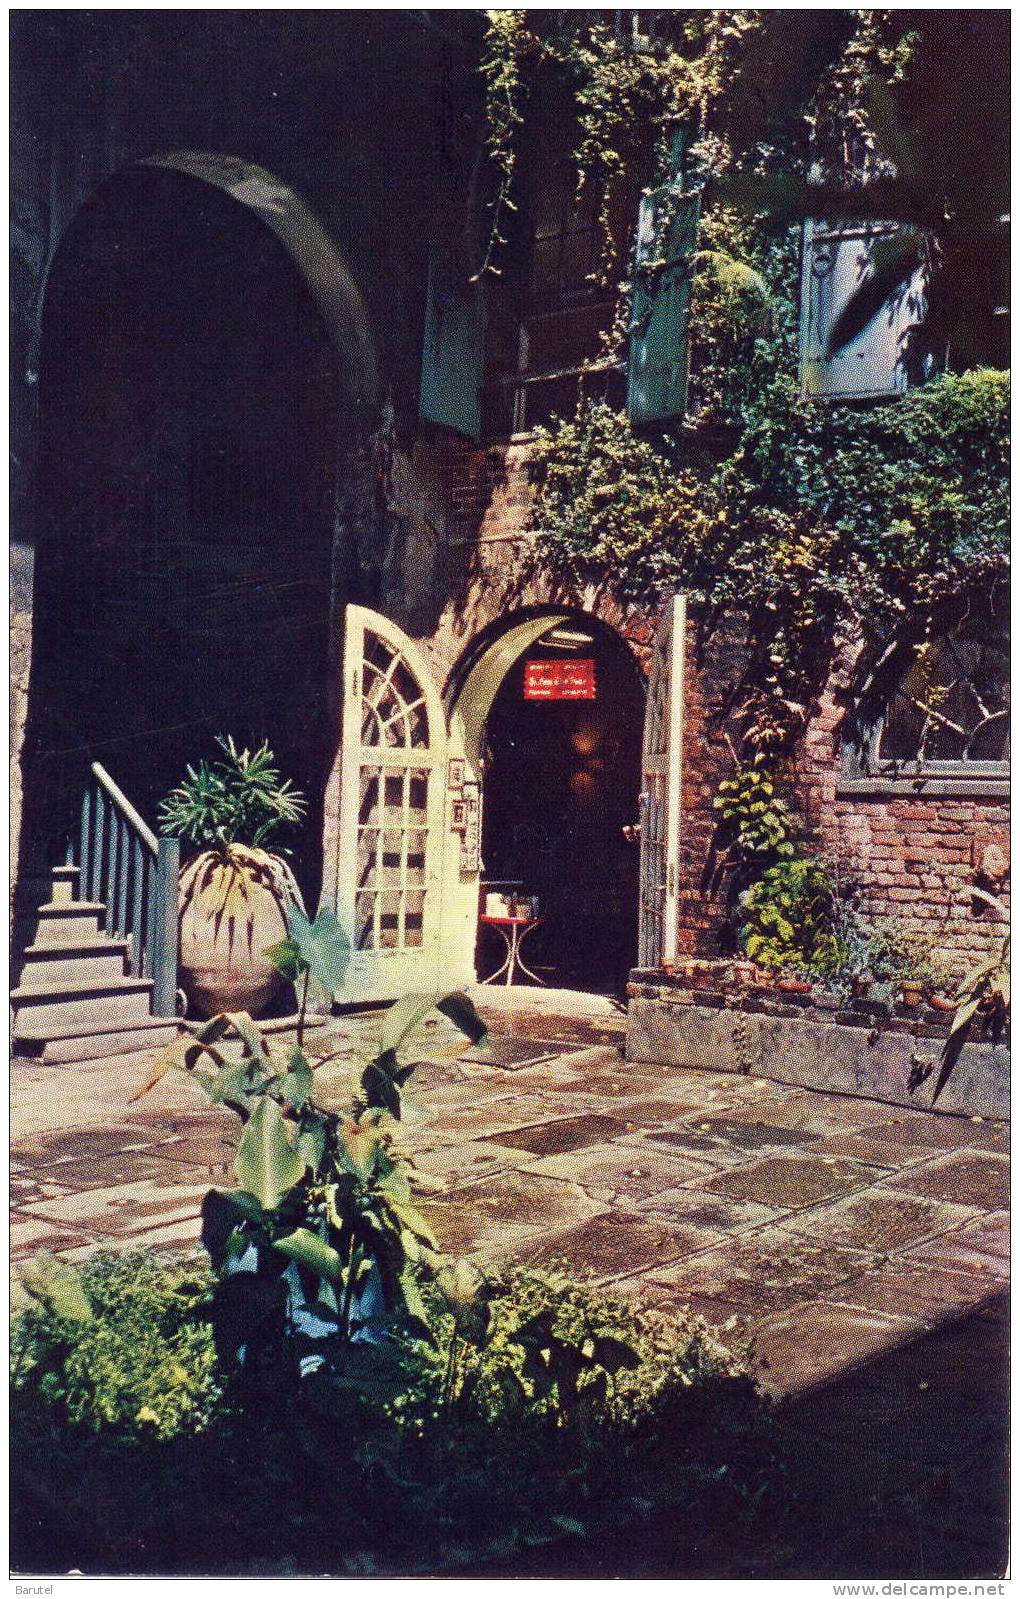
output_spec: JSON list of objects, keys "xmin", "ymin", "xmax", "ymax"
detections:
[
  {"xmin": 419, "ymin": 248, "xmax": 486, "ymax": 441},
  {"xmin": 627, "ymin": 183, "xmax": 700, "ymax": 425}
]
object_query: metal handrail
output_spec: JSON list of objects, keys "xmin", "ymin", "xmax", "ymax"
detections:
[
  {"xmin": 90, "ymin": 761, "xmax": 159, "ymax": 854},
  {"xmin": 69, "ymin": 764, "xmax": 179, "ymax": 1017}
]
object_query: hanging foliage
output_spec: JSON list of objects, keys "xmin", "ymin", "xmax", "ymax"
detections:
[{"xmin": 533, "ymin": 368, "xmax": 1009, "ymax": 762}]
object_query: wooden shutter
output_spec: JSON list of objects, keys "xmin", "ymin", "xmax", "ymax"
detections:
[
  {"xmin": 627, "ymin": 183, "xmax": 700, "ymax": 425},
  {"xmin": 419, "ymin": 247, "xmax": 486, "ymax": 441},
  {"xmin": 799, "ymin": 220, "xmax": 925, "ymax": 399}
]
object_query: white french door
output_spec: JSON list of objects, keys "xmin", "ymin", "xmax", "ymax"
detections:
[
  {"xmin": 323, "ymin": 605, "xmax": 450, "ymax": 1003},
  {"xmin": 638, "ymin": 594, "xmax": 686, "ymax": 969}
]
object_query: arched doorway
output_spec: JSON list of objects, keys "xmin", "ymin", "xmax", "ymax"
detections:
[
  {"xmin": 319, "ymin": 602, "xmax": 646, "ymax": 1003},
  {"xmin": 445, "ymin": 609, "xmax": 645, "ymax": 997},
  {"xmin": 24, "ymin": 157, "xmax": 375, "ymax": 907}
]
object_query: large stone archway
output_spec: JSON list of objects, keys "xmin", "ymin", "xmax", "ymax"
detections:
[{"xmin": 18, "ymin": 154, "xmax": 380, "ymax": 907}]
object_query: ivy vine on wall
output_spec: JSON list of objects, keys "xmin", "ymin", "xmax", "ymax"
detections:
[{"xmin": 474, "ymin": 10, "xmax": 1009, "ymax": 969}]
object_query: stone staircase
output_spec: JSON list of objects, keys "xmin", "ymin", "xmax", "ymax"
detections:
[{"xmin": 11, "ymin": 864, "xmax": 179, "ymax": 1063}]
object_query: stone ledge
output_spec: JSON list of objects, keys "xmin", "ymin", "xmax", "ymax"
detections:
[
  {"xmin": 625, "ymin": 995, "xmax": 1009, "ymax": 1121},
  {"xmin": 835, "ymin": 776, "xmax": 1009, "ymax": 800},
  {"xmin": 627, "ymin": 970, "xmax": 971, "ymax": 1037}
]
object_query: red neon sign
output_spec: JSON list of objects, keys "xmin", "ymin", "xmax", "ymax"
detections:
[{"xmin": 523, "ymin": 659, "xmax": 597, "ymax": 700}]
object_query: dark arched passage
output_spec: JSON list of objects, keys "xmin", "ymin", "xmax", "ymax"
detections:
[
  {"xmin": 475, "ymin": 614, "xmax": 645, "ymax": 995},
  {"xmin": 25, "ymin": 158, "xmax": 374, "ymax": 904}
]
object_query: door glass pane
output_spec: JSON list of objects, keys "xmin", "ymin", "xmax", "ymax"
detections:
[
  {"xmin": 404, "ymin": 889, "xmax": 425, "ymax": 948},
  {"xmin": 378, "ymin": 891, "xmax": 401, "ymax": 949},
  {"xmin": 358, "ymin": 768, "xmax": 381, "ymax": 826},
  {"xmin": 348, "ymin": 625, "xmax": 440, "ymax": 959},
  {"xmin": 355, "ymin": 890, "xmax": 376, "ymax": 951},
  {"xmin": 383, "ymin": 772, "xmax": 405, "ymax": 824},
  {"xmin": 360, "ymin": 633, "xmax": 430, "ymax": 750},
  {"xmin": 356, "ymin": 826, "xmax": 378, "ymax": 889},
  {"xmin": 406, "ymin": 828, "xmax": 427, "ymax": 885},
  {"xmin": 379, "ymin": 829, "xmax": 403, "ymax": 887},
  {"xmin": 408, "ymin": 770, "xmax": 429, "ymax": 818}
]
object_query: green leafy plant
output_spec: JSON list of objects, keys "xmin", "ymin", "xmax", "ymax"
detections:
[
  {"xmin": 263, "ymin": 903, "xmax": 353, "ymax": 1046},
  {"xmin": 931, "ymin": 889, "xmax": 1010, "ymax": 1105},
  {"xmin": 12, "ymin": 1249, "xmax": 768, "ymax": 1576},
  {"xmin": 714, "ymin": 768, "xmax": 796, "ymax": 866},
  {"xmin": 159, "ymin": 734, "xmax": 306, "ymax": 850},
  {"xmin": 738, "ymin": 857, "xmax": 842, "ymax": 974},
  {"xmin": 11, "ymin": 1251, "xmax": 221, "ymax": 1441},
  {"xmin": 161, "ymin": 738, "xmax": 311, "ymax": 1016},
  {"xmin": 878, "ymin": 925, "xmax": 946, "ymax": 990},
  {"xmin": 135, "ymin": 937, "xmax": 488, "ymax": 1385}
]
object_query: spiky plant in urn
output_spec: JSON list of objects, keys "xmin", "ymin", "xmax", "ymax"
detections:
[{"xmin": 159, "ymin": 737, "xmax": 307, "ymax": 1018}]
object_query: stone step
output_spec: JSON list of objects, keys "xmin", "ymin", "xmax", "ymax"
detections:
[
  {"xmin": 13, "ymin": 1016, "xmax": 181, "ymax": 1065},
  {"xmin": 20, "ymin": 901, "xmax": 107, "ymax": 944},
  {"xmin": 12, "ymin": 1009, "xmax": 327, "ymax": 1066},
  {"xmin": 15, "ymin": 863, "xmax": 80, "ymax": 911},
  {"xmin": 47, "ymin": 863, "xmax": 81, "ymax": 906},
  {"xmin": 11, "ymin": 975, "xmax": 154, "ymax": 1037},
  {"xmin": 18, "ymin": 938, "xmax": 132, "ymax": 987}
]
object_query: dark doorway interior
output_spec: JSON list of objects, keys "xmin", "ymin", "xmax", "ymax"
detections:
[
  {"xmin": 479, "ymin": 623, "xmax": 644, "ymax": 996},
  {"xmin": 26, "ymin": 166, "xmax": 340, "ymax": 903}
]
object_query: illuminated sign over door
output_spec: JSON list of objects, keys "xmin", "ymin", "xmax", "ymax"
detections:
[{"xmin": 523, "ymin": 659, "xmax": 596, "ymax": 700}]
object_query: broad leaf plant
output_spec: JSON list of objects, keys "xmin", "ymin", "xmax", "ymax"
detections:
[{"xmin": 135, "ymin": 909, "xmax": 488, "ymax": 1386}]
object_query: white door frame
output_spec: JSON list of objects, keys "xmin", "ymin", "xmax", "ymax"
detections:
[
  {"xmin": 321, "ymin": 604, "xmax": 450, "ymax": 1003},
  {"xmin": 322, "ymin": 603, "xmax": 665, "ymax": 1000},
  {"xmin": 638, "ymin": 594, "xmax": 687, "ymax": 969}
]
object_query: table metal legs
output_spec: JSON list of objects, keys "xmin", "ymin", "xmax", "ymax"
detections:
[{"xmin": 480, "ymin": 921, "xmax": 547, "ymax": 986}]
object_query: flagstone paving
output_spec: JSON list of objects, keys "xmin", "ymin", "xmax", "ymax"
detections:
[{"xmin": 9, "ymin": 986, "xmax": 1010, "ymax": 1403}]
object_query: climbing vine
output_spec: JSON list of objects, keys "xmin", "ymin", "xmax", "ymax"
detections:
[
  {"xmin": 532, "ymin": 369, "xmax": 1009, "ymax": 765},
  {"xmin": 475, "ymin": 11, "xmax": 1008, "ymax": 963},
  {"xmin": 474, "ymin": 10, "xmax": 529, "ymax": 281},
  {"xmin": 474, "ymin": 10, "xmax": 922, "ymax": 280}
]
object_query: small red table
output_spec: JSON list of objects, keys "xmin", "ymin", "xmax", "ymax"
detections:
[{"xmin": 479, "ymin": 915, "xmax": 546, "ymax": 986}]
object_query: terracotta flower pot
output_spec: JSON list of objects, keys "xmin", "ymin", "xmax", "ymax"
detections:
[
  {"xmin": 178, "ymin": 845, "xmax": 299, "ymax": 1018},
  {"xmin": 900, "ymin": 984, "xmax": 924, "ymax": 1009},
  {"xmin": 777, "ymin": 976, "xmax": 812, "ymax": 995},
  {"xmin": 929, "ymin": 993, "xmax": 957, "ymax": 1013}
]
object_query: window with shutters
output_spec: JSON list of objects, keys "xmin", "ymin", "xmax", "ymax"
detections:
[
  {"xmin": 481, "ymin": 153, "xmax": 625, "ymax": 438},
  {"xmin": 800, "ymin": 220, "xmax": 929, "ymax": 400},
  {"xmin": 477, "ymin": 119, "xmax": 698, "ymax": 439}
]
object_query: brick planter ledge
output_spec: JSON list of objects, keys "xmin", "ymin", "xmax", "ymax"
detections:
[{"xmin": 625, "ymin": 972, "xmax": 1009, "ymax": 1122}]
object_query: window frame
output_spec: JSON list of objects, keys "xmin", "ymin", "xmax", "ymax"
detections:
[{"xmin": 840, "ymin": 621, "xmax": 1010, "ymax": 796}]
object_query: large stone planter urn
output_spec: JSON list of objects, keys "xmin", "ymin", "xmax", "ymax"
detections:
[{"xmin": 178, "ymin": 844, "xmax": 301, "ymax": 1018}]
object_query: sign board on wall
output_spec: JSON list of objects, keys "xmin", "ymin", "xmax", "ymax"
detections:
[{"xmin": 523, "ymin": 659, "xmax": 596, "ymax": 701}]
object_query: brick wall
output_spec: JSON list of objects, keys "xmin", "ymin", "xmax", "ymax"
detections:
[
  {"xmin": 797, "ymin": 660, "xmax": 1009, "ymax": 977},
  {"xmin": 435, "ymin": 434, "xmax": 1010, "ymax": 979}
]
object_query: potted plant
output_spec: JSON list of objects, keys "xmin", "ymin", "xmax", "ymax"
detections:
[
  {"xmin": 776, "ymin": 962, "xmax": 813, "ymax": 995},
  {"xmin": 159, "ymin": 736, "xmax": 308, "ymax": 1018},
  {"xmin": 884, "ymin": 926, "xmax": 941, "ymax": 1009},
  {"xmin": 810, "ymin": 975, "xmax": 846, "ymax": 1011}
]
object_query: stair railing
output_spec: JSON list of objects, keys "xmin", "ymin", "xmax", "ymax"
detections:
[{"xmin": 68, "ymin": 762, "xmax": 180, "ymax": 1017}]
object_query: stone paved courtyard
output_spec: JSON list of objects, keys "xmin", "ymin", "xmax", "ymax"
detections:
[
  {"xmin": 11, "ymin": 989, "xmax": 1010, "ymax": 1574},
  {"xmin": 11, "ymin": 987, "xmax": 1008, "ymax": 1405}
]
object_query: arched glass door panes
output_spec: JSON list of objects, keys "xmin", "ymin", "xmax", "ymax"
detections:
[{"xmin": 327, "ymin": 607, "xmax": 448, "ymax": 1003}]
